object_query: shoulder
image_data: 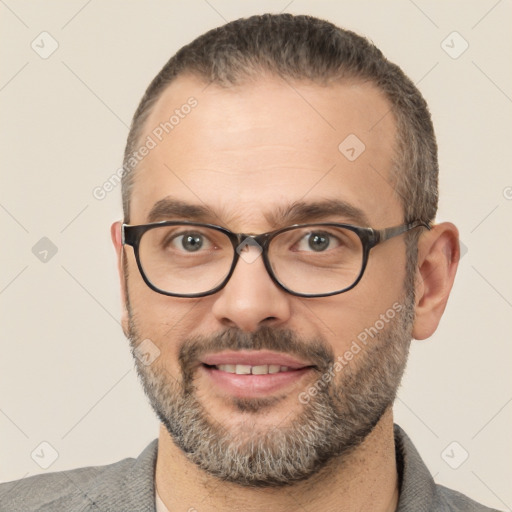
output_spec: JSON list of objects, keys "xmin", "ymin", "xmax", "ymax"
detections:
[
  {"xmin": 434, "ymin": 484, "xmax": 502, "ymax": 512},
  {"xmin": 394, "ymin": 425, "xmax": 502, "ymax": 512},
  {"xmin": 0, "ymin": 440, "xmax": 158, "ymax": 512},
  {"xmin": 0, "ymin": 464, "xmax": 119, "ymax": 511}
]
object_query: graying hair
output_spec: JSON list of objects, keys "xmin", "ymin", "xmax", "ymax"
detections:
[{"xmin": 122, "ymin": 13, "xmax": 438, "ymax": 251}]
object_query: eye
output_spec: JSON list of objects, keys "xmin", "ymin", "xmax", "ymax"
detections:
[
  {"xmin": 296, "ymin": 231, "xmax": 340, "ymax": 252},
  {"xmin": 170, "ymin": 232, "xmax": 210, "ymax": 252}
]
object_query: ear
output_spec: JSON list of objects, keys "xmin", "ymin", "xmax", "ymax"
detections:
[
  {"xmin": 111, "ymin": 221, "xmax": 129, "ymax": 335},
  {"xmin": 412, "ymin": 222, "xmax": 460, "ymax": 340}
]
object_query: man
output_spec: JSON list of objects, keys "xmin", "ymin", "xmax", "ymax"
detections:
[{"xmin": 0, "ymin": 13, "xmax": 500, "ymax": 512}]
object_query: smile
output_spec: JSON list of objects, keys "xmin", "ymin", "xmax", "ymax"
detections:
[
  {"xmin": 199, "ymin": 350, "xmax": 315, "ymax": 398},
  {"xmin": 211, "ymin": 364, "xmax": 292, "ymax": 374}
]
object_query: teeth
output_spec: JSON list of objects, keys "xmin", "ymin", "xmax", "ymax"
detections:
[
  {"xmin": 235, "ymin": 364, "xmax": 252, "ymax": 375},
  {"xmin": 251, "ymin": 365, "xmax": 269, "ymax": 375},
  {"xmin": 217, "ymin": 364, "xmax": 236, "ymax": 373},
  {"xmin": 215, "ymin": 364, "xmax": 293, "ymax": 375}
]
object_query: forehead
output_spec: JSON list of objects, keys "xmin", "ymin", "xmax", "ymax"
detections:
[{"xmin": 129, "ymin": 74, "xmax": 401, "ymax": 228}]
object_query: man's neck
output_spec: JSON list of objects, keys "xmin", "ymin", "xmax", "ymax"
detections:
[{"xmin": 155, "ymin": 409, "xmax": 399, "ymax": 512}]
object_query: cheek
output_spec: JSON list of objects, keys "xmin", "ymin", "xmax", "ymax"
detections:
[
  {"xmin": 125, "ymin": 258, "xmax": 204, "ymax": 361},
  {"xmin": 298, "ymin": 245, "xmax": 407, "ymax": 355},
  {"xmin": 364, "ymin": 241, "xmax": 409, "ymax": 301}
]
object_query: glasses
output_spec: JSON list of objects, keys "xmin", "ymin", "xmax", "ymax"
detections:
[{"xmin": 122, "ymin": 220, "xmax": 429, "ymax": 298}]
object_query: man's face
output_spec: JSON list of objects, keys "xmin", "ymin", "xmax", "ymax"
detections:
[{"xmin": 119, "ymin": 75, "xmax": 415, "ymax": 485}]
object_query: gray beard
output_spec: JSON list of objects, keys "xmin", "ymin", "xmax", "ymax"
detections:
[{"xmin": 127, "ymin": 295, "xmax": 414, "ymax": 488}]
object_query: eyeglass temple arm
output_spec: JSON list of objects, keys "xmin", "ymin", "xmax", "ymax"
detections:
[{"xmin": 374, "ymin": 220, "xmax": 431, "ymax": 244}]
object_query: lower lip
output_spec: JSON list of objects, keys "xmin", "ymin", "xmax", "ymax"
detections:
[{"xmin": 200, "ymin": 365, "xmax": 313, "ymax": 398}]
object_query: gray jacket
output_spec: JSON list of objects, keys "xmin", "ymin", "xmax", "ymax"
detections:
[{"xmin": 0, "ymin": 425, "xmax": 500, "ymax": 511}]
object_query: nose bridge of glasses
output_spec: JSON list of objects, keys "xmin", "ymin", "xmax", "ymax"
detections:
[
  {"xmin": 222, "ymin": 232, "xmax": 275, "ymax": 295},
  {"xmin": 234, "ymin": 232, "xmax": 272, "ymax": 249},
  {"xmin": 228, "ymin": 232, "xmax": 275, "ymax": 282}
]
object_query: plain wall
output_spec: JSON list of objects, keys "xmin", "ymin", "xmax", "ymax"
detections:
[{"xmin": 1, "ymin": 1, "xmax": 511, "ymax": 510}]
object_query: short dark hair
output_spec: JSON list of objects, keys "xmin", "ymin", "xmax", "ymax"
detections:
[{"xmin": 122, "ymin": 13, "xmax": 438, "ymax": 231}]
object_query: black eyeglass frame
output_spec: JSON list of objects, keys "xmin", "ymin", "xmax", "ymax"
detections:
[{"xmin": 122, "ymin": 220, "xmax": 430, "ymax": 299}]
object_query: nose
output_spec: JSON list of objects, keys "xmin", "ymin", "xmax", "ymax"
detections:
[{"xmin": 211, "ymin": 245, "xmax": 292, "ymax": 332}]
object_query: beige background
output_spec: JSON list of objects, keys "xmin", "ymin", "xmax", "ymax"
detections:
[{"xmin": 1, "ymin": 0, "xmax": 511, "ymax": 509}]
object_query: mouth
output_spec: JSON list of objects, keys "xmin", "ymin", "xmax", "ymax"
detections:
[
  {"xmin": 206, "ymin": 363, "xmax": 295, "ymax": 375},
  {"xmin": 199, "ymin": 350, "xmax": 316, "ymax": 399}
]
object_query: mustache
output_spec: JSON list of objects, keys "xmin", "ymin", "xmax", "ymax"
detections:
[{"xmin": 178, "ymin": 326, "xmax": 335, "ymax": 374}]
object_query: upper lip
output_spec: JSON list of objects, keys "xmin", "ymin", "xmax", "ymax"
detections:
[{"xmin": 201, "ymin": 350, "xmax": 313, "ymax": 369}]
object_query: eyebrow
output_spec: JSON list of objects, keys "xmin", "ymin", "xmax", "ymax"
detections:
[
  {"xmin": 147, "ymin": 198, "xmax": 215, "ymax": 223},
  {"xmin": 265, "ymin": 199, "xmax": 371, "ymax": 228},
  {"xmin": 146, "ymin": 197, "xmax": 371, "ymax": 228}
]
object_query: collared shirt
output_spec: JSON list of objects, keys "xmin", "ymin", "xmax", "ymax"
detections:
[
  {"xmin": 155, "ymin": 488, "xmax": 170, "ymax": 512},
  {"xmin": 0, "ymin": 425, "xmax": 501, "ymax": 511}
]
